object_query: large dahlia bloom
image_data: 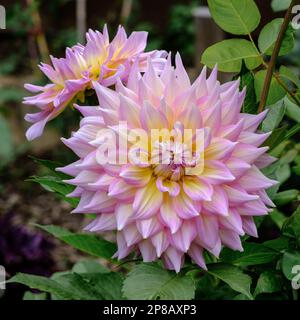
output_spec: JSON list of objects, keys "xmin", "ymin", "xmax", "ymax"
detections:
[
  {"xmin": 59, "ymin": 54, "xmax": 277, "ymax": 272},
  {"xmin": 23, "ymin": 25, "xmax": 167, "ymax": 140}
]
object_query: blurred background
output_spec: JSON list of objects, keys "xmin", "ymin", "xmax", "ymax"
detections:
[{"xmin": 0, "ymin": 0, "xmax": 299, "ymax": 300}]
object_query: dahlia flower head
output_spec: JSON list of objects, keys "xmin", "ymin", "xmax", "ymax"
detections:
[
  {"xmin": 23, "ymin": 25, "xmax": 167, "ymax": 141},
  {"xmin": 58, "ymin": 54, "xmax": 277, "ymax": 272}
]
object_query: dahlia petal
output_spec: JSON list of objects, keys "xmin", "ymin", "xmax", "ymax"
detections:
[
  {"xmin": 238, "ymin": 166, "xmax": 278, "ymax": 192},
  {"xmin": 136, "ymin": 217, "xmax": 161, "ymax": 239},
  {"xmin": 120, "ymin": 165, "xmax": 152, "ymax": 187},
  {"xmin": 232, "ymin": 144, "xmax": 269, "ymax": 164},
  {"xmin": 224, "ymin": 185, "xmax": 259, "ymax": 204},
  {"xmin": 56, "ymin": 160, "xmax": 82, "ymax": 176},
  {"xmin": 207, "ymin": 65, "xmax": 218, "ymax": 89},
  {"xmin": 170, "ymin": 220, "xmax": 197, "ymax": 253},
  {"xmin": 25, "ymin": 115, "xmax": 51, "ymax": 141},
  {"xmin": 123, "ymin": 224, "xmax": 143, "ymax": 246},
  {"xmin": 240, "ymin": 110, "xmax": 268, "ymax": 132},
  {"xmin": 219, "ymin": 120, "xmax": 244, "ymax": 141},
  {"xmin": 83, "ymin": 190, "xmax": 117, "ymax": 213},
  {"xmin": 151, "ymin": 231, "xmax": 169, "ymax": 258},
  {"xmin": 143, "ymin": 58, "xmax": 164, "ymax": 95},
  {"xmin": 202, "ymin": 101, "xmax": 222, "ymax": 135},
  {"xmin": 61, "ymin": 137, "xmax": 93, "ymax": 158},
  {"xmin": 193, "ymin": 65, "xmax": 208, "ymax": 98},
  {"xmin": 218, "ymin": 208, "xmax": 245, "ymax": 235},
  {"xmin": 84, "ymin": 213, "xmax": 116, "ymax": 232},
  {"xmin": 119, "ymin": 94, "xmax": 141, "ymax": 128},
  {"xmin": 64, "ymin": 170, "xmax": 101, "ymax": 188},
  {"xmin": 182, "ymin": 176, "xmax": 213, "ymax": 201},
  {"xmin": 162, "ymin": 247, "xmax": 184, "ymax": 273},
  {"xmin": 242, "ymin": 216, "xmax": 258, "ymax": 238},
  {"xmin": 156, "ymin": 177, "xmax": 180, "ymax": 197},
  {"xmin": 256, "ymin": 189, "xmax": 276, "ymax": 207},
  {"xmin": 140, "ymin": 101, "xmax": 169, "ymax": 131},
  {"xmin": 178, "ymin": 103, "xmax": 203, "ymax": 132},
  {"xmin": 133, "ymin": 179, "xmax": 163, "ymax": 219},
  {"xmin": 208, "ymin": 238, "xmax": 222, "ymax": 258},
  {"xmin": 175, "ymin": 52, "xmax": 190, "ymax": 89},
  {"xmin": 238, "ymin": 131, "xmax": 271, "ymax": 147},
  {"xmin": 205, "ymin": 138, "xmax": 237, "ymax": 160},
  {"xmin": 188, "ymin": 244, "xmax": 207, "ymax": 270},
  {"xmin": 225, "ymin": 158, "xmax": 251, "ymax": 178},
  {"xmin": 237, "ymin": 199, "xmax": 269, "ymax": 216},
  {"xmin": 74, "ymin": 104, "xmax": 103, "ymax": 117},
  {"xmin": 202, "ymin": 160, "xmax": 235, "ymax": 184},
  {"xmin": 114, "ymin": 232, "xmax": 133, "ymax": 260},
  {"xmin": 119, "ymin": 31, "xmax": 148, "ymax": 57},
  {"xmin": 196, "ymin": 214, "xmax": 219, "ymax": 249},
  {"xmin": 222, "ymin": 90, "xmax": 243, "ymax": 125},
  {"xmin": 220, "ymin": 229, "xmax": 243, "ymax": 252},
  {"xmin": 138, "ymin": 240, "xmax": 157, "ymax": 262},
  {"xmin": 108, "ymin": 179, "xmax": 135, "ymax": 200},
  {"xmin": 75, "ymin": 152, "xmax": 100, "ymax": 171},
  {"xmin": 93, "ymin": 82, "xmax": 120, "ymax": 111},
  {"xmin": 89, "ymin": 174, "xmax": 115, "ymax": 191},
  {"xmin": 115, "ymin": 203, "xmax": 134, "ymax": 230},
  {"xmin": 203, "ymin": 186, "xmax": 229, "ymax": 216},
  {"xmin": 160, "ymin": 195, "xmax": 182, "ymax": 234},
  {"xmin": 71, "ymin": 191, "xmax": 94, "ymax": 213},
  {"xmin": 173, "ymin": 190, "xmax": 200, "ymax": 219},
  {"xmin": 255, "ymin": 154, "xmax": 277, "ymax": 169}
]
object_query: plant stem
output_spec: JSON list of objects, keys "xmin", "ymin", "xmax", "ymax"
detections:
[
  {"xmin": 257, "ymin": 0, "xmax": 297, "ymax": 113},
  {"xmin": 273, "ymin": 72, "xmax": 300, "ymax": 106}
]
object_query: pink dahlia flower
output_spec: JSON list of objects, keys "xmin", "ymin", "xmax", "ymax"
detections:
[
  {"xmin": 58, "ymin": 54, "xmax": 277, "ymax": 272},
  {"xmin": 23, "ymin": 25, "xmax": 167, "ymax": 141}
]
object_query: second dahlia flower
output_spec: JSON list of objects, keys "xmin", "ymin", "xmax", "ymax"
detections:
[
  {"xmin": 23, "ymin": 25, "xmax": 167, "ymax": 140},
  {"xmin": 59, "ymin": 54, "xmax": 277, "ymax": 272}
]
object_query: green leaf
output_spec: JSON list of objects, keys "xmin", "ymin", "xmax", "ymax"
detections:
[
  {"xmin": 285, "ymin": 96, "xmax": 300, "ymax": 123},
  {"xmin": 282, "ymin": 251, "xmax": 300, "ymax": 280},
  {"xmin": 72, "ymin": 260, "xmax": 110, "ymax": 274},
  {"xmin": 35, "ymin": 224, "xmax": 117, "ymax": 260},
  {"xmin": 254, "ymin": 271, "xmax": 282, "ymax": 297},
  {"xmin": 261, "ymin": 100, "xmax": 286, "ymax": 132},
  {"xmin": 10, "ymin": 270, "xmax": 124, "ymax": 300},
  {"xmin": 279, "ymin": 149, "xmax": 298, "ymax": 165},
  {"xmin": 49, "ymin": 272, "xmax": 104, "ymax": 300},
  {"xmin": 8, "ymin": 273, "xmax": 82, "ymax": 300},
  {"xmin": 29, "ymin": 157, "xmax": 68, "ymax": 179},
  {"xmin": 0, "ymin": 114, "xmax": 15, "ymax": 168},
  {"xmin": 261, "ymin": 160, "xmax": 282, "ymax": 198},
  {"xmin": 122, "ymin": 263, "xmax": 195, "ymax": 300},
  {"xmin": 0, "ymin": 87, "xmax": 25, "ymax": 103},
  {"xmin": 280, "ymin": 66, "xmax": 300, "ymax": 88},
  {"xmin": 263, "ymin": 237, "xmax": 290, "ymax": 252},
  {"xmin": 274, "ymin": 190, "xmax": 299, "ymax": 206},
  {"xmin": 28, "ymin": 175, "xmax": 78, "ymax": 207},
  {"xmin": 283, "ymin": 206, "xmax": 300, "ymax": 241},
  {"xmin": 207, "ymin": 0, "xmax": 261, "ymax": 35},
  {"xmin": 240, "ymin": 70, "xmax": 258, "ymax": 114},
  {"xmin": 285, "ymin": 123, "xmax": 300, "ymax": 140},
  {"xmin": 220, "ymin": 242, "xmax": 279, "ymax": 267},
  {"xmin": 201, "ymin": 39, "xmax": 262, "ymax": 72},
  {"xmin": 258, "ymin": 19, "xmax": 295, "ymax": 56},
  {"xmin": 271, "ymin": 0, "xmax": 292, "ymax": 12},
  {"xmin": 207, "ymin": 263, "xmax": 253, "ymax": 299},
  {"xmin": 255, "ymin": 70, "xmax": 286, "ymax": 105},
  {"xmin": 28, "ymin": 157, "xmax": 79, "ymax": 207},
  {"xmin": 23, "ymin": 291, "xmax": 47, "ymax": 300},
  {"xmin": 263, "ymin": 125, "xmax": 288, "ymax": 150},
  {"xmin": 82, "ymin": 273, "xmax": 124, "ymax": 300},
  {"xmin": 269, "ymin": 209, "xmax": 287, "ymax": 229}
]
